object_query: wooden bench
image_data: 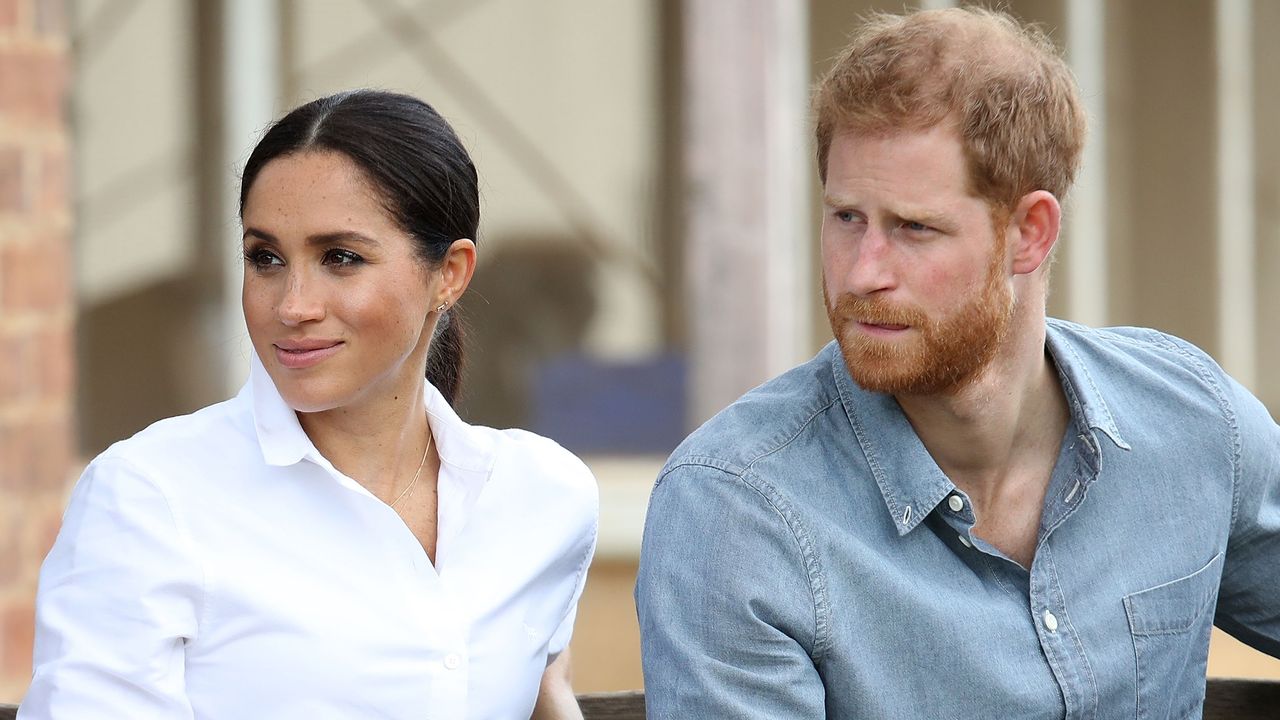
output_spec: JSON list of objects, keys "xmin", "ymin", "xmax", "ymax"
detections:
[
  {"xmin": 0, "ymin": 679, "xmax": 1274, "ymax": 718},
  {"xmin": 576, "ymin": 679, "xmax": 1280, "ymax": 719}
]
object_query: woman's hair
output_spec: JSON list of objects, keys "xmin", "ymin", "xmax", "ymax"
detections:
[{"xmin": 239, "ymin": 89, "xmax": 479, "ymax": 404}]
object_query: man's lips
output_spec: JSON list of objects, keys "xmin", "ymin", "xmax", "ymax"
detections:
[
  {"xmin": 273, "ymin": 340, "xmax": 343, "ymax": 369},
  {"xmin": 855, "ymin": 321, "xmax": 911, "ymax": 336}
]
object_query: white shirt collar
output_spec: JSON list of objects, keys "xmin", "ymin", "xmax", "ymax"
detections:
[{"xmin": 245, "ymin": 352, "xmax": 495, "ymax": 485}]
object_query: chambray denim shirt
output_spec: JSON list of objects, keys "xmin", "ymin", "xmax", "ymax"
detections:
[{"xmin": 636, "ymin": 319, "xmax": 1280, "ymax": 719}]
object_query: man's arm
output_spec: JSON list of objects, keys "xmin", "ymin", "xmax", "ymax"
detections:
[
  {"xmin": 1214, "ymin": 376, "xmax": 1280, "ymax": 657},
  {"xmin": 635, "ymin": 463, "xmax": 826, "ymax": 717}
]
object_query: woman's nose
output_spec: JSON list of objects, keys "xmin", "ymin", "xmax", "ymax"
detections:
[{"xmin": 277, "ymin": 271, "xmax": 325, "ymax": 326}]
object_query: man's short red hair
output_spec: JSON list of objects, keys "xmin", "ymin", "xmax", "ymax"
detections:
[{"xmin": 813, "ymin": 7, "xmax": 1087, "ymax": 214}]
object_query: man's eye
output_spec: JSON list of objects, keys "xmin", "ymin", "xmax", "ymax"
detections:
[
  {"xmin": 323, "ymin": 249, "xmax": 363, "ymax": 267},
  {"xmin": 903, "ymin": 221, "xmax": 930, "ymax": 232},
  {"xmin": 835, "ymin": 211, "xmax": 856, "ymax": 223}
]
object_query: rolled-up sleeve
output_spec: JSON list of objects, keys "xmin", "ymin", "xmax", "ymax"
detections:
[
  {"xmin": 635, "ymin": 462, "xmax": 826, "ymax": 718},
  {"xmin": 1214, "ymin": 377, "xmax": 1280, "ymax": 658},
  {"xmin": 21, "ymin": 455, "xmax": 203, "ymax": 719}
]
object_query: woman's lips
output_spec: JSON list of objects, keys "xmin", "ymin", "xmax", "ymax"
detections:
[{"xmin": 274, "ymin": 341, "xmax": 343, "ymax": 369}]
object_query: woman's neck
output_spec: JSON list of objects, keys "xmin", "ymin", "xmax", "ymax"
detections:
[{"xmin": 297, "ymin": 377, "xmax": 433, "ymax": 498}]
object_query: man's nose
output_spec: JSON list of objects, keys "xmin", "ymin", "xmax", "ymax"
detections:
[
  {"xmin": 846, "ymin": 228, "xmax": 897, "ymax": 297},
  {"xmin": 278, "ymin": 271, "xmax": 325, "ymax": 326}
]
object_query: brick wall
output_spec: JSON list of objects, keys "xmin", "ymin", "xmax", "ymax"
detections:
[{"xmin": 0, "ymin": 0, "xmax": 72, "ymax": 703}]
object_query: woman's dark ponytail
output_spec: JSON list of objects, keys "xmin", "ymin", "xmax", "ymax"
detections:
[{"xmin": 426, "ymin": 309, "xmax": 466, "ymax": 405}]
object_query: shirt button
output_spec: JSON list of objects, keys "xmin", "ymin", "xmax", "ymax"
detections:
[
  {"xmin": 1042, "ymin": 610, "xmax": 1059, "ymax": 633},
  {"xmin": 957, "ymin": 535, "xmax": 972, "ymax": 548},
  {"xmin": 443, "ymin": 653, "xmax": 462, "ymax": 670},
  {"xmin": 947, "ymin": 495, "xmax": 964, "ymax": 512}
]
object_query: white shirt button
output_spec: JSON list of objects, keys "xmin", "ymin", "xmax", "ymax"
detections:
[
  {"xmin": 957, "ymin": 535, "xmax": 972, "ymax": 548},
  {"xmin": 1042, "ymin": 610, "xmax": 1059, "ymax": 632},
  {"xmin": 947, "ymin": 495, "xmax": 964, "ymax": 512},
  {"xmin": 443, "ymin": 653, "xmax": 462, "ymax": 670}
]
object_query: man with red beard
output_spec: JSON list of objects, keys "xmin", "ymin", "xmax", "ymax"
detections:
[{"xmin": 636, "ymin": 7, "xmax": 1279, "ymax": 718}]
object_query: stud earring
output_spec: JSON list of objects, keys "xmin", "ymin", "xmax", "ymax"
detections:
[{"xmin": 436, "ymin": 302, "xmax": 448, "ymax": 313}]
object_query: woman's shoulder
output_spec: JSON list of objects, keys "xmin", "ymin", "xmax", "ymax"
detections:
[
  {"xmin": 96, "ymin": 396, "xmax": 255, "ymax": 480},
  {"xmin": 465, "ymin": 424, "xmax": 598, "ymax": 505}
]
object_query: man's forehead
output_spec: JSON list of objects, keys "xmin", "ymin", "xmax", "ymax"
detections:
[{"xmin": 825, "ymin": 128, "xmax": 974, "ymax": 195}]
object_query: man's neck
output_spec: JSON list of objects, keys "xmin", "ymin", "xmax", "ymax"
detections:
[{"xmin": 895, "ymin": 317, "xmax": 1069, "ymax": 563}]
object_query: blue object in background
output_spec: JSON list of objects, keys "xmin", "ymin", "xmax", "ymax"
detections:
[{"xmin": 531, "ymin": 353, "xmax": 687, "ymax": 456}]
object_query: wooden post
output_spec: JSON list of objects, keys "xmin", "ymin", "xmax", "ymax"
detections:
[{"xmin": 682, "ymin": 0, "xmax": 811, "ymax": 427}]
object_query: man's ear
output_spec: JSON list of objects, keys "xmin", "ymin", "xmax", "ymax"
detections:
[{"xmin": 1008, "ymin": 190, "xmax": 1061, "ymax": 276}]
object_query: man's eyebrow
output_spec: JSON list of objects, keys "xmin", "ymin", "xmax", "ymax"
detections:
[{"xmin": 820, "ymin": 196, "xmax": 950, "ymax": 225}]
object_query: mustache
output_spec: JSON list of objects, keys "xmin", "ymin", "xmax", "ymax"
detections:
[{"xmin": 830, "ymin": 293, "xmax": 927, "ymax": 327}]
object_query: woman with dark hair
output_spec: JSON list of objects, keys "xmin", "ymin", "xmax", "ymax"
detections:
[{"xmin": 22, "ymin": 90, "xmax": 598, "ymax": 719}]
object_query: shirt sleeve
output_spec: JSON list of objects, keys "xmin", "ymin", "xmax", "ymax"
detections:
[
  {"xmin": 635, "ymin": 463, "xmax": 826, "ymax": 718},
  {"xmin": 545, "ymin": 528, "xmax": 595, "ymax": 663},
  {"xmin": 1214, "ymin": 376, "xmax": 1280, "ymax": 658},
  {"xmin": 20, "ymin": 455, "xmax": 203, "ymax": 719}
]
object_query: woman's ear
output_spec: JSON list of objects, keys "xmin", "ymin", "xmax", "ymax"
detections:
[
  {"xmin": 436, "ymin": 239, "xmax": 477, "ymax": 307},
  {"xmin": 1009, "ymin": 190, "xmax": 1061, "ymax": 276}
]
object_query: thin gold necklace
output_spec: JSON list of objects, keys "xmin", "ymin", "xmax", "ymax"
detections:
[{"xmin": 390, "ymin": 431, "xmax": 433, "ymax": 508}]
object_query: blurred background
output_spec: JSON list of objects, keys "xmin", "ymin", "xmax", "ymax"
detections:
[{"xmin": 1, "ymin": 0, "xmax": 1278, "ymax": 702}]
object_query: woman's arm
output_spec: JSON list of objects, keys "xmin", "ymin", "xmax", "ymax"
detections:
[
  {"xmin": 20, "ymin": 456, "xmax": 201, "ymax": 718},
  {"xmin": 530, "ymin": 648, "xmax": 583, "ymax": 720}
]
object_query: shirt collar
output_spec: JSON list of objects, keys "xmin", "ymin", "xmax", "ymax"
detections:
[
  {"xmin": 1044, "ymin": 319, "xmax": 1131, "ymax": 452},
  {"xmin": 247, "ymin": 353, "xmax": 314, "ymax": 467},
  {"xmin": 245, "ymin": 352, "xmax": 496, "ymax": 484},
  {"xmin": 828, "ymin": 344, "xmax": 956, "ymax": 536},
  {"xmin": 828, "ymin": 321, "xmax": 1132, "ymax": 537}
]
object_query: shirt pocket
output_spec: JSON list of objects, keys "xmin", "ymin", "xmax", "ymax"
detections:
[{"xmin": 1123, "ymin": 552, "xmax": 1224, "ymax": 720}]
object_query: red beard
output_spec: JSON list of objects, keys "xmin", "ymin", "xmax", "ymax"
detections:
[{"xmin": 825, "ymin": 245, "xmax": 1015, "ymax": 396}]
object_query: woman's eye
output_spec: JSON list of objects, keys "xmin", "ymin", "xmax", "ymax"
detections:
[
  {"xmin": 323, "ymin": 249, "xmax": 364, "ymax": 267},
  {"xmin": 244, "ymin": 248, "xmax": 283, "ymax": 269}
]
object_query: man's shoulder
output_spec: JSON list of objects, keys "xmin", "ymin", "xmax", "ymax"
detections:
[
  {"xmin": 1047, "ymin": 318, "xmax": 1239, "ymax": 421},
  {"xmin": 1049, "ymin": 318, "xmax": 1226, "ymax": 382},
  {"xmin": 663, "ymin": 343, "xmax": 844, "ymax": 478}
]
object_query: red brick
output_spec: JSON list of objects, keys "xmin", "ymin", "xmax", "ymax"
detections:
[
  {"xmin": 0, "ymin": 421, "xmax": 36, "ymax": 491},
  {"xmin": 0, "ymin": 0, "xmax": 21, "ymax": 32},
  {"xmin": 0, "ymin": 506, "xmax": 21, "ymax": 585},
  {"xmin": 0, "ymin": 49, "xmax": 67, "ymax": 123},
  {"xmin": 0, "ymin": 147, "xmax": 23, "ymax": 213},
  {"xmin": 0, "ymin": 417, "xmax": 66, "ymax": 493},
  {"xmin": 1, "ymin": 235, "xmax": 71, "ymax": 313},
  {"xmin": 0, "ymin": 331, "xmax": 29, "ymax": 404},
  {"xmin": 35, "ymin": 323, "xmax": 72, "ymax": 401},
  {"xmin": 36, "ymin": 148, "xmax": 67, "ymax": 213},
  {"xmin": 2, "ymin": 601, "xmax": 35, "ymax": 681}
]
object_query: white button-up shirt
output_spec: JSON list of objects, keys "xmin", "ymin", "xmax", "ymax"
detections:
[{"xmin": 22, "ymin": 357, "xmax": 598, "ymax": 719}]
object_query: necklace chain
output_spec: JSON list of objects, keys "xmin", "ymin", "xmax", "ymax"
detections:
[{"xmin": 389, "ymin": 431, "xmax": 432, "ymax": 509}]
